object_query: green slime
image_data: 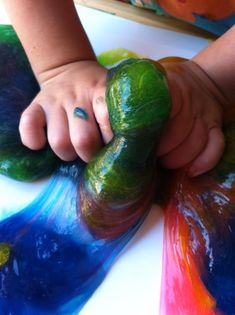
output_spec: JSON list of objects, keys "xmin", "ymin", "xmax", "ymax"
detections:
[{"xmin": 80, "ymin": 58, "xmax": 171, "ymax": 237}]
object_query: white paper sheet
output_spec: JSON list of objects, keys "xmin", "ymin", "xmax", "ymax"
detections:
[{"xmin": 0, "ymin": 3, "xmax": 209, "ymax": 314}]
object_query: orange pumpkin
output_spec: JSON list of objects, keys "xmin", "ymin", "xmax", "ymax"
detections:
[{"xmin": 158, "ymin": 0, "xmax": 235, "ymax": 22}]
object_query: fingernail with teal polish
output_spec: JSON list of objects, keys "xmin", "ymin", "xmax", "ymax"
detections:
[{"xmin": 73, "ymin": 107, "xmax": 89, "ymax": 120}]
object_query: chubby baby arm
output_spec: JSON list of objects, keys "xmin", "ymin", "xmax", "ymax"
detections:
[
  {"xmin": 155, "ymin": 27, "xmax": 235, "ymax": 177},
  {"xmin": 19, "ymin": 61, "xmax": 110, "ymax": 162},
  {"xmin": 4, "ymin": 0, "xmax": 112, "ymax": 162}
]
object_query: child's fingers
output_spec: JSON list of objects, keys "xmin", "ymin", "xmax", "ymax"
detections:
[
  {"xmin": 157, "ymin": 100, "xmax": 194, "ymax": 156},
  {"xmin": 19, "ymin": 103, "xmax": 47, "ymax": 150},
  {"xmin": 159, "ymin": 117, "xmax": 208, "ymax": 169},
  {"xmin": 186, "ymin": 127, "xmax": 225, "ymax": 177},
  {"xmin": 46, "ymin": 106, "xmax": 77, "ymax": 161},
  {"xmin": 94, "ymin": 100, "xmax": 113, "ymax": 144},
  {"xmin": 67, "ymin": 105, "xmax": 102, "ymax": 163},
  {"xmin": 93, "ymin": 89, "xmax": 113, "ymax": 144}
]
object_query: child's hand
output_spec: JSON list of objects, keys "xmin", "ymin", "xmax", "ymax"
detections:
[
  {"xmin": 157, "ymin": 58, "xmax": 226, "ymax": 177},
  {"xmin": 19, "ymin": 60, "xmax": 112, "ymax": 162}
]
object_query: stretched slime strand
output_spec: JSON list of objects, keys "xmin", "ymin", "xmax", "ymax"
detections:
[
  {"xmin": 2, "ymin": 24, "xmax": 235, "ymax": 313},
  {"xmin": 79, "ymin": 59, "xmax": 171, "ymax": 238},
  {"xmin": 161, "ymin": 119, "xmax": 235, "ymax": 315},
  {"xmin": 0, "ymin": 28, "xmax": 172, "ymax": 312}
]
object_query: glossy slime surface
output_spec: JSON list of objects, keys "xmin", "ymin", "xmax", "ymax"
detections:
[
  {"xmin": 79, "ymin": 59, "xmax": 171, "ymax": 238},
  {"xmin": 0, "ymin": 26, "xmax": 59, "ymax": 181},
  {"xmin": 161, "ymin": 118, "xmax": 235, "ymax": 315},
  {"xmin": 2, "ymin": 24, "xmax": 235, "ymax": 315},
  {"xmin": 0, "ymin": 26, "xmax": 171, "ymax": 314}
]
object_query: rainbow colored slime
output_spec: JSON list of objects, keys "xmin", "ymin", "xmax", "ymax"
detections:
[
  {"xmin": 1, "ymin": 24, "xmax": 235, "ymax": 315},
  {"xmin": 79, "ymin": 59, "xmax": 170, "ymax": 238},
  {"xmin": 161, "ymin": 118, "xmax": 235, "ymax": 315},
  {"xmin": 0, "ymin": 26, "xmax": 170, "ymax": 314}
]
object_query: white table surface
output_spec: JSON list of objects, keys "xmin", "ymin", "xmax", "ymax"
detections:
[{"xmin": 0, "ymin": 3, "xmax": 209, "ymax": 314}]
